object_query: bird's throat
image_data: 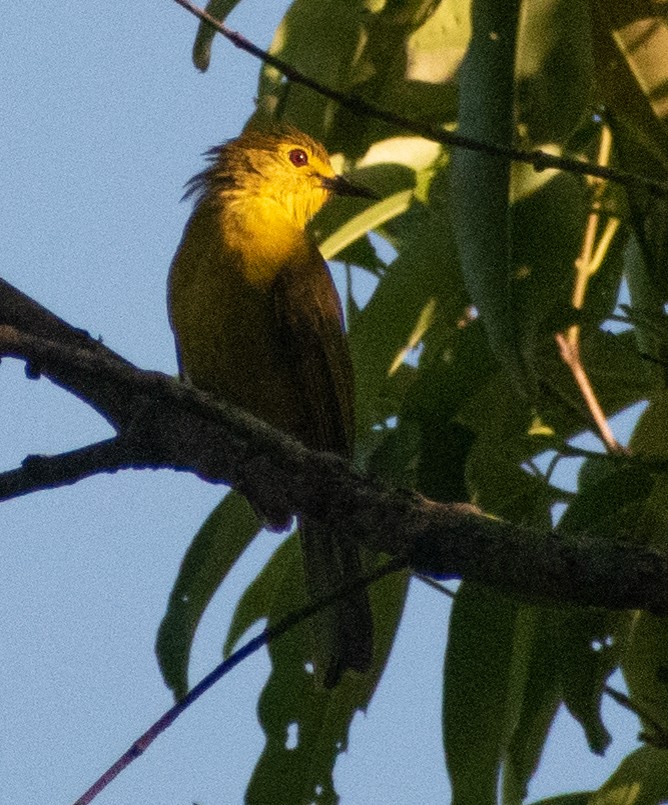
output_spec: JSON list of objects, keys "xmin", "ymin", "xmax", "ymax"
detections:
[{"xmin": 220, "ymin": 196, "xmax": 310, "ymax": 288}]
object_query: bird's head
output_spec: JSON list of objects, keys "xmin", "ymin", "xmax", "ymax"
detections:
[{"xmin": 193, "ymin": 126, "xmax": 376, "ymax": 230}]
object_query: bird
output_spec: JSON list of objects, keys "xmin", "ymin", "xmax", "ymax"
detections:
[{"xmin": 167, "ymin": 125, "xmax": 376, "ymax": 687}]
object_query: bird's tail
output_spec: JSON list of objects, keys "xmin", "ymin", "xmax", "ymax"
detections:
[{"xmin": 300, "ymin": 518, "xmax": 374, "ymax": 688}]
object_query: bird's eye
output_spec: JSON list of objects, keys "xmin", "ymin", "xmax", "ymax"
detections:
[{"xmin": 288, "ymin": 148, "xmax": 309, "ymax": 167}]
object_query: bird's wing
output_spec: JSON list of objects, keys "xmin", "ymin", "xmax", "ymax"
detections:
[
  {"xmin": 272, "ymin": 246, "xmax": 354, "ymax": 458},
  {"xmin": 273, "ymin": 246, "xmax": 372, "ymax": 686}
]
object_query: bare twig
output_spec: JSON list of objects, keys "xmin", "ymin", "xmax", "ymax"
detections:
[
  {"xmin": 417, "ymin": 573, "xmax": 456, "ymax": 599},
  {"xmin": 170, "ymin": 0, "xmax": 668, "ymax": 198},
  {"xmin": 555, "ymin": 332, "xmax": 625, "ymax": 455},
  {"xmin": 604, "ymin": 684, "xmax": 668, "ymax": 749},
  {"xmin": 73, "ymin": 553, "xmax": 407, "ymax": 805},
  {"xmin": 555, "ymin": 127, "xmax": 625, "ymax": 455}
]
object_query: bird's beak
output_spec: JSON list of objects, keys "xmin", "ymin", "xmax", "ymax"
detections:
[{"xmin": 321, "ymin": 175, "xmax": 379, "ymax": 200}]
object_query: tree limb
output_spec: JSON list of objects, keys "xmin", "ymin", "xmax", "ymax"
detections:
[{"xmin": 2, "ymin": 278, "xmax": 668, "ymax": 614}]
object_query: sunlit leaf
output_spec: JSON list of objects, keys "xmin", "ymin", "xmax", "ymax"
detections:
[{"xmin": 589, "ymin": 746, "xmax": 668, "ymax": 805}]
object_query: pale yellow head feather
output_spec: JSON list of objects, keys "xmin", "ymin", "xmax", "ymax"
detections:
[{"xmin": 188, "ymin": 125, "xmax": 338, "ymax": 230}]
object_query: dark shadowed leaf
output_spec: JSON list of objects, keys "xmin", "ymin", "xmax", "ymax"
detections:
[
  {"xmin": 156, "ymin": 490, "xmax": 260, "ymax": 700},
  {"xmin": 444, "ymin": 582, "xmax": 523, "ymax": 805},
  {"xmin": 226, "ymin": 534, "xmax": 409, "ymax": 804},
  {"xmin": 450, "ymin": 0, "xmax": 524, "ymax": 391}
]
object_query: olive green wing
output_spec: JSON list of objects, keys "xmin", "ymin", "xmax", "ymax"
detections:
[
  {"xmin": 271, "ymin": 247, "xmax": 355, "ymax": 458},
  {"xmin": 272, "ymin": 248, "xmax": 372, "ymax": 687}
]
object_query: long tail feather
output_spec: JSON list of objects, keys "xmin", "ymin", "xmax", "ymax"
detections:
[{"xmin": 300, "ymin": 518, "xmax": 373, "ymax": 688}]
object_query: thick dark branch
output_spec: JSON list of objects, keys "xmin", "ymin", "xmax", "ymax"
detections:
[
  {"xmin": 0, "ymin": 279, "xmax": 140, "ymax": 429},
  {"xmin": 2, "ymin": 280, "xmax": 668, "ymax": 614}
]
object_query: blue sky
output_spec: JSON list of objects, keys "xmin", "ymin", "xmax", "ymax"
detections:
[{"xmin": 1, "ymin": 2, "xmax": 641, "ymax": 803}]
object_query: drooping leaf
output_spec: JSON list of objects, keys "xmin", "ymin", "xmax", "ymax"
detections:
[
  {"xmin": 191, "ymin": 0, "xmax": 244, "ymax": 72},
  {"xmin": 226, "ymin": 534, "xmax": 409, "ymax": 804},
  {"xmin": 503, "ymin": 606, "xmax": 562, "ymax": 803},
  {"xmin": 623, "ymin": 611, "xmax": 668, "ymax": 740},
  {"xmin": 450, "ymin": 0, "xmax": 525, "ymax": 392},
  {"xmin": 156, "ymin": 490, "xmax": 260, "ymax": 700},
  {"xmin": 444, "ymin": 582, "xmax": 523, "ymax": 805}
]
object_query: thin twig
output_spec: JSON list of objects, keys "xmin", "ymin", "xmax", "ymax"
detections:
[
  {"xmin": 170, "ymin": 0, "xmax": 668, "ymax": 197},
  {"xmin": 604, "ymin": 684, "xmax": 668, "ymax": 748},
  {"xmin": 555, "ymin": 332, "xmax": 625, "ymax": 455},
  {"xmin": 417, "ymin": 573, "xmax": 456, "ymax": 599},
  {"xmin": 556, "ymin": 126, "xmax": 624, "ymax": 455},
  {"xmin": 72, "ymin": 553, "xmax": 407, "ymax": 805}
]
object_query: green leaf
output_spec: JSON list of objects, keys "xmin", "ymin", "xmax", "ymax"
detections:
[
  {"xmin": 402, "ymin": 0, "xmax": 471, "ymax": 125},
  {"xmin": 577, "ymin": 329, "xmax": 659, "ymax": 416},
  {"xmin": 227, "ymin": 534, "xmax": 409, "ymax": 803},
  {"xmin": 558, "ymin": 457, "xmax": 653, "ymax": 541},
  {"xmin": 459, "ymin": 370, "xmax": 556, "ymax": 526},
  {"xmin": 592, "ymin": 2, "xmax": 668, "ymax": 167},
  {"xmin": 406, "ymin": 317, "xmax": 496, "ymax": 504},
  {"xmin": 251, "ymin": 0, "xmax": 368, "ymax": 142},
  {"xmin": 327, "ymin": 0, "xmax": 467, "ymax": 152},
  {"xmin": 222, "ymin": 529, "xmax": 295, "ymax": 658},
  {"xmin": 450, "ymin": 0, "xmax": 525, "ymax": 392},
  {"xmin": 349, "ymin": 161, "xmax": 469, "ymax": 437},
  {"xmin": 156, "ymin": 490, "xmax": 260, "ymax": 700},
  {"xmin": 515, "ymin": 0, "xmax": 594, "ymax": 148},
  {"xmin": 555, "ymin": 609, "xmax": 627, "ymax": 756},
  {"xmin": 191, "ymin": 0, "xmax": 244, "ymax": 72},
  {"xmin": 549, "ymin": 459, "xmax": 642, "ymax": 753},
  {"xmin": 625, "ymin": 233, "xmax": 668, "ymax": 360},
  {"xmin": 592, "ymin": 2, "xmax": 668, "ymax": 316},
  {"xmin": 623, "ymin": 612, "xmax": 668, "ymax": 739},
  {"xmin": 589, "ymin": 747, "xmax": 668, "ymax": 805},
  {"xmin": 444, "ymin": 583, "xmax": 522, "ymax": 805},
  {"xmin": 508, "ymin": 172, "xmax": 589, "ymax": 358},
  {"xmin": 631, "ymin": 390, "xmax": 668, "ymax": 460},
  {"xmin": 319, "ymin": 189, "xmax": 414, "ymax": 261},
  {"xmin": 529, "ymin": 794, "xmax": 593, "ymax": 805},
  {"xmin": 504, "ymin": 607, "xmax": 563, "ymax": 802}
]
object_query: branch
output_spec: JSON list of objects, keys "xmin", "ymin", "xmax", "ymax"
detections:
[
  {"xmin": 171, "ymin": 0, "xmax": 668, "ymax": 199},
  {"xmin": 73, "ymin": 554, "xmax": 405, "ymax": 805},
  {"xmin": 2, "ymin": 279, "xmax": 668, "ymax": 614},
  {"xmin": 0, "ymin": 440, "xmax": 134, "ymax": 501}
]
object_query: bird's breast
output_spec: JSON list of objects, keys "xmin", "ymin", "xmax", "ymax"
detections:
[{"xmin": 221, "ymin": 197, "xmax": 310, "ymax": 288}]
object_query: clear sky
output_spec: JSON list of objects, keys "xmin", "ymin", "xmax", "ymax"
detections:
[{"xmin": 1, "ymin": 2, "xmax": 641, "ymax": 803}]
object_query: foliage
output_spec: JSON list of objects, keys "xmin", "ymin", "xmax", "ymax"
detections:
[{"xmin": 155, "ymin": 0, "xmax": 668, "ymax": 802}]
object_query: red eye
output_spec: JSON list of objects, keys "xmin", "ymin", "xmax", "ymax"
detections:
[{"xmin": 288, "ymin": 148, "xmax": 308, "ymax": 167}]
